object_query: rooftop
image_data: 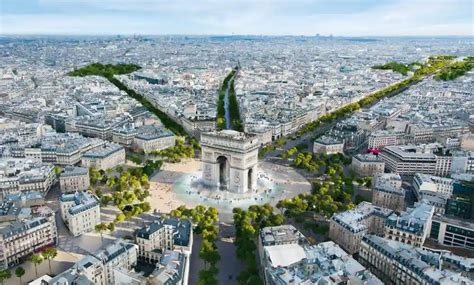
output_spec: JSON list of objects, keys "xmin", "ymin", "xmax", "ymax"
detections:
[
  {"xmin": 82, "ymin": 143, "xmax": 123, "ymax": 159},
  {"xmin": 60, "ymin": 166, "xmax": 89, "ymax": 177},
  {"xmin": 136, "ymin": 218, "xmax": 192, "ymax": 247},
  {"xmin": 59, "ymin": 191, "xmax": 99, "ymax": 216},
  {"xmin": 386, "ymin": 200, "xmax": 434, "ymax": 235},
  {"xmin": 314, "ymin": 135, "xmax": 343, "ymax": 145},
  {"xmin": 354, "ymin": 153, "xmax": 384, "ymax": 163},
  {"xmin": 260, "ymin": 225, "xmax": 305, "ymax": 246},
  {"xmin": 331, "ymin": 202, "xmax": 393, "ymax": 233},
  {"xmin": 362, "ymin": 235, "xmax": 473, "ymax": 284},
  {"xmin": 265, "ymin": 240, "xmax": 383, "ymax": 285}
]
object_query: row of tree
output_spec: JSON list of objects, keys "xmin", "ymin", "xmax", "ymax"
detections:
[
  {"xmin": 435, "ymin": 60, "xmax": 473, "ymax": 81},
  {"xmin": 69, "ymin": 63, "xmax": 188, "ymax": 136},
  {"xmin": 91, "ymin": 164, "xmax": 155, "ymax": 224},
  {"xmin": 0, "ymin": 248, "xmax": 58, "ymax": 285},
  {"xmin": 372, "ymin": 61, "xmax": 412, "ymax": 75},
  {"xmin": 283, "ymin": 151, "xmax": 351, "ymax": 174},
  {"xmin": 151, "ymin": 139, "xmax": 195, "ymax": 163},
  {"xmin": 169, "ymin": 205, "xmax": 220, "ymax": 285},
  {"xmin": 292, "ymin": 56, "xmax": 456, "ymax": 138},
  {"xmin": 68, "ymin": 63, "xmax": 140, "ymax": 77},
  {"xmin": 258, "ymin": 144, "xmax": 275, "ymax": 158},
  {"xmin": 227, "ymin": 78, "xmax": 244, "ymax": 132},
  {"xmin": 233, "ymin": 204, "xmax": 285, "ymax": 285},
  {"xmin": 216, "ymin": 70, "xmax": 236, "ymax": 129}
]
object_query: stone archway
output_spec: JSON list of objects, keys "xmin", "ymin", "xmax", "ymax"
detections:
[
  {"xmin": 248, "ymin": 168, "xmax": 253, "ymax": 191},
  {"xmin": 216, "ymin": 156, "xmax": 229, "ymax": 190}
]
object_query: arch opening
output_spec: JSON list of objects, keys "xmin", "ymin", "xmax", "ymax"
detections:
[{"xmin": 216, "ymin": 156, "xmax": 229, "ymax": 190}]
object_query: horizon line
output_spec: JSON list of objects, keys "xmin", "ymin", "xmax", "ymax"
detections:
[{"xmin": 1, "ymin": 33, "xmax": 473, "ymax": 38}]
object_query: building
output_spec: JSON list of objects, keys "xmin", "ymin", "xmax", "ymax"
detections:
[
  {"xmin": 313, "ymin": 136, "xmax": 344, "ymax": 155},
  {"xmin": 59, "ymin": 191, "xmax": 101, "ymax": 237},
  {"xmin": 0, "ymin": 192, "xmax": 45, "ymax": 224},
  {"xmin": 133, "ymin": 125, "xmax": 175, "ymax": 153},
  {"xmin": 95, "ymin": 239, "xmax": 139, "ymax": 285},
  {"xmin": 0, "ymin": 158, "xmax": 56, "ymax": 196},
  {"xmin": 351, "ymin": 153, "xmax": 385, "ymax": 177},
  {"xmin": 379, "ymin": 145, "xmax": 452, "ymax": 176},
  {"xmin": 373, "ymin": 173, "xmax": 402, "ymax": 189},
  {"xmin": 413, "ymin": 173, "xmax": 454, "ymax": 213},
  {"xmin": 329, "ymin": 202, "xmax": 393, "ymax": 254},
  {"xmin": 81, "ymin": 143, "xmax": 125, "ymax": 170},
  {"xmin": 136, "ymin": 218, "xmax": 192, "ymax": 260},
  {"xmin": 59, "ymin": 166, "xmax": 90, "ymax": 193},
  {"xmin": 451, "ymin": 151, "xmax": 474, "ymax": 174},
  {"xmin": 201, "ymin": 130, "xmax": 259, "ymax": 193},
  {"xmin": 359, "ymin": 235, "xmax": 473, "ymax": 285},
  {"xmin": 445, "ymin": 196, "xmax": 474, "ymax": 220},
  {"xmin": 367, "ymin": 130, "xmax": 404, "ymax": 150},
  {"xmin": 460, "ymin": 133, "xmax": 474, "ymax": 151},
  {"xmin": 258, "ymin": 226, "xmax": 382, "ymax": 285},
  {"xmin": 48, "ymin": 239, "xmax": 138, "ymax": 285},
  {"xmin": 384, "ymin": 201, "xmax": 434, "ymax": 247},
  {"xmin": 0, "ymin": 206, "xmax": 57, "ymax": 270},
  {"xmin": 413, "ymin": 173, "xmax": 454, "ymax": 199},
  {"xmin": 20, "ymin": 133, "xmax": 106, "ymax": 166},
  {"xmin": 3, "ymin": 191, "xmax": 45, "ymax": 210},
  {"xmin": 112, "ymin": 124, "xmax": 137, "ymax": 147},
  {"xmin": 372, "ymin": 173, "xmax": 405, "ymax": 211},
  {"xmin": 429, "ymin": 214, "xmax": 474, "ymax": 251},
  {"xmin": 148, "ymin": 250, "xmax": 188, "ymax": 285},
  {"xmin": 135, "ymin": 218, "xmax": 192, "ymax": 284}
]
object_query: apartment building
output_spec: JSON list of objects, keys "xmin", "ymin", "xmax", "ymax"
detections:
[
  {"xmin": 81, "ymin": 143, "xmax": 125, "ymax": 170},
  {"xmin": 359, "ymin": 235, "xmax": 473, "ymax": 285},
  {"xmin": 313, "ymin": 136, "xmax": 344, "ymax": 155},
  {"xmin": 413, "ymin": 173, "xmax": 454, "ymax": 214},
  {"xmin": 0, "ymin": 158, "xmax": 56, "ymax": 196},
  {"xmin": 22, "ymin": 133, "xmax": 106, "ymax": 166},
  {"xmin": 413, "ymin": 173, "xmax": 454, "ymax": 198},
  {"xmin": 367, "ymin": 130, "xmax": 403, "ymax": 150},
  {"xmin": 372, "ymin": 173, "xmax": 405, "ymax": 211},
  {"xmin": 134, "ymin": 125, "xmax": 175, "ymax": 153},
  {"xmin": 48, "ymin": 239, "xmax": 138, "ymax": 285},
  {"xmin": 147, "ymin": 250, "xmax": 188, "ymax": 285},
  {"xmin": 351, "ymin": 153, "xmax": 385, "ymax": 177},
  {"xmin": 135, "ymin": 218, "xmax": 192, "ymax": 284},
  {"xmin": 59, "ymin": 166, "xmax": 90, "ymax": 193},
  {"xmin": 451, "ymin": 151, "xmax": 474, "ymax": 174},
  {"xmin": 59, "ymin": 191, "xmax": 101, "ymax": 237},
  {"xmin": 259, "ymin": 226, "xmax": 382, "ymax": 285},
  {"xmin": 258, "ymin": 224, "xmax": 307, "ymax": 283},
  {"xmin": 384, "ymin": 201, "xmax": 434, "ymax": 247},
  {"xmin": 329, "ymin": 202, "xmax": 393, "ymax": 254},
  {"xmin": 0, "ymin": 206, "xmax": 57, "ymax": 270},
  {"xmin": 136, "ymin": 218, "xmax": 193, "ymax": 261}
]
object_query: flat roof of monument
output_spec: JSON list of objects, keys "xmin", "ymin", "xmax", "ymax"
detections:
[{"xmin": 202, "ymin": 130, "xmax": 257, "ymax": 141}]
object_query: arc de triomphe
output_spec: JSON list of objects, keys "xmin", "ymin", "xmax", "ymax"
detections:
[{"xmin": 201, "ymin": 130, "xmax": 259, "ymax": 193}]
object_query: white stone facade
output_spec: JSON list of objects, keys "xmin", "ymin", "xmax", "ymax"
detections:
[
  {"xmin": 81, "ymin": 143, "xmax": 125, "ymax": 170},
  {"xmin": 0, "ymin": 209, "xmax": 57, "ymax": 270},
  {"xmin": 351, "ymin": 154, "xmax": 385, "ymax": 176},
  {"xmin": 313, "ymin": 137, "xmax": 344, "ymax": 155},
  {"xmin": 413, "ymin": 173, "xmax": 454, "ymax": 200},
  {"xmin": 201, "ymin": 130, "xmax": 259, "ymax": 193},
  {"xmin": 135, "ymin": 134, "xmax": 175, "ymax": 153},
  {"xmin": 59, "ymin": 166, "xmax": 90, "ymax": 193},
  {"xmin": 59, "ymin": 191, "xmax": 101, "ymax": 237}
]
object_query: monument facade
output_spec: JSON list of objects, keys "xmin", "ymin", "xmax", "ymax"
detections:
[{"xmin": 201, "ymin": 130, "xmax": 259, "ymax": 193}]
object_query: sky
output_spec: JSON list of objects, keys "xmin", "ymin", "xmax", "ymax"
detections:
[{"xmin": 1, "ymin": 0, "xmax": 473, "ymax": 36}]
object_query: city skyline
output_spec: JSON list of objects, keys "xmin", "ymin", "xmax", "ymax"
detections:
[{"xmin": 1, "ymin": 0, "xmax": 473, "ymax": 36}]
